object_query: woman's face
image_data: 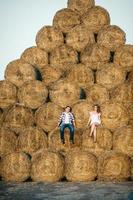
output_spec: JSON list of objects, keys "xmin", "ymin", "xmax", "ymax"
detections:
[
  {"xmin": 94, "ymin": 106, "xmax": 98, "ymax": 111},
  {"xmin": 65, "ymin": 107, "xmax": 71, "ymax": 112}
]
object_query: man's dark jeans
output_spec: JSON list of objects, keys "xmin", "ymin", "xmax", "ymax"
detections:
[{"xmin": 60, "ymin": 123, "xmax": 74, "ymax": 142}]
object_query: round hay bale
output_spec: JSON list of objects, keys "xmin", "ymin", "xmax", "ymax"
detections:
[
  {"xmin": 35, "ymin": 102, "xmax": 62, "ymax": 133},
  {"xmin": 0, "ymin": 127, "xmax": 17, "ymax": 158},
  {"xmin": 113, "ymin": 126, "xmax": 133, "ymax": 157},
  {"xmin": 82, "ymin": 127, "xmax": 113, "ymax": 156},
  {"xmin": 85, "ymin": 84, "xmax": 110, "ymax": 105},
  {"xmin": 125, "ymin": 103, "xmax": 133, "ymax": 121},
  {"xmin": 101, "ymin": 101, "xmax": 129, "ymax": 131},
  {"xmin": 31, "ymin": 150, "xmax": 65, "ymax": 182},
  {"xmin": 3, "ymin": 104, "xmax": 34, "ymax": 134},
  {"xmin": 65, "ymin": 150, "xmax": 98, "ymax": 181},
  {"xmin": 53, "ymin": 8, "xmax": 81, "ymax": 33},
  {"xmin": 18, "ymin": 80, "xmax": 48, "ymax": 109},
  {"xmin": 127, "ymin": 70, "xmax": 133, "ymax": 84},
  {"xmin": 114, "ymin": 45, "xmax": 133, "ymax": 72},
  {"xmin": 98, "ymin": 151, "xmax": 131, "ymax": 181},
  {"xmin": 66, "ymin": 64, "xmax": 94, "ymax": 88},
  {"xmin": 96, "ymin": 63, "xmax": 126, "ymax": 89},
  {"xmin": 49, "ymin": 80, "xmax": 81, "ymax": 108},
  {"xmin": 67, "ymin": 0, "xmax": 95, "ymax": 15},
  {"xmin": 36, "ymin": 26, "xmax": 64, "ymax": 52},
  {"xmin": 1, "ymin": 152, "xmax": 31, "ymax": 182},
  {"xmin": 66, "ymin": 25, "xmax": 95, "ymax": 51},
  {"xmin": 80, "ymin": 44, "xmax": 110, "ymax": 70},
  {"xmin": 0, "ymin": 80, "xmax": 17, "ymax": 109},
  {"xmin": 50, "ymin": 45, "xmax": 78, "ymax": 72},
  {"xmin": 48, "ymin": 128, "xmax": 82, "ymax": 153},
  {"xmin": 4, "ymin": 59, "xmax": 37, "ymax": 87},
  {"xmin": 97, "ymin": 25, "xmax": 126, "ymax": 51},
  {"xmin": 18, "ymin": 127, "xmax": 48, "ymax": 156},
  {"xmin": 82, "ymin": 6, "xmax": 110, "ymax": 33}
]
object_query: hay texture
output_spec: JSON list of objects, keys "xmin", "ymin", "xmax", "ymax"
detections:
[
  {"xmin": 65, "ymin": 150, "xmax": 98, "ymax": 181},
  {"xmin": 1, "ymin": 152, "xmax": 31, "ymax": 182},
  {"xmin": 98, "ymin": 151, "xmax": 131, "ymax": 181},
  {"xmin": 127, "ymin": 70, "xmax": 133, "ymax": 84},
  {"xmin": 36, "ymin": 26, "xmax": 64, "ymax": 52},
  {"xmin": 31, "ymin": 150, "xmax": 65, "ymax": 182},
  {"xmin": 18, "ymin": 80, "xmax": 48, "ymax": 109},
  {"xmin": 0, "ymin": 80, "xmax": 17, "ymax": 109},
  {"xmin": 131, "ymin": 157, "xmax": 133, "ymax": 180},
  {"xmin": 97, "ymin": 25, "xmax": 126, "ymax": 51},
  {"xmin": 35, "ymin": 102, "xmax": 62, "ymax": 133},
  {"xmin": 0, "ymin": 109, "xmax": 3, "ymax": 126},
  {"xmin": 53, "ymin": 8, "xmax": 81, "ymax": 33},
  {"xmin": 82, "ymin": 6, "xmax": 110, "ymax": 33}
]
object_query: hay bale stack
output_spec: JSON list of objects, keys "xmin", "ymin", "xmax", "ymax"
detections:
[
  {"xmin": 65, "ymin": 150, "xmax": 98, "ymax": 181},
  {"xmin": 98, "ymin": 151, "xmax": 131, "ymax": 181},
  {"xmin": 114, "ymin": 45, "xmax": 133, "ymax": 72},
  {"xmin": 67, "ymin": 0, "xmax": 95, "ymax": 16},
  {"xmin": 113, "ymin": 126, "xmax": 133, "ymax": 157},
  {"xmin": 3, "ymin": 104, "xmax": 34, "ymax": 134},
  {"xmin": 36, "ymin": 26, "xmax": 64, "ymax": 52},
  {"xmin": 97, "ymin": 25, "xmax": 126, "ymax": 51},
  {"xmin": 18, "ymin": 127, "xmax": 48, "ymax": 156},
  {"xmin": 66, "ymin": 25, "xmax": 95, "ymax": 51},
  {"xmin": 96, "ymin": 63, "xmax": 126, "ymax": 89},
  {"xmin": 0, "ymin": 80, "xmax": 17, "ymax": 109},
  {"xmin": 1, "ymin": 152, "xmax": 31, "ymax": 182},
  {"xmin": 35, "ymin": 102, "xmax": 62, "ymax": 133},
  {"xmin": 4, "ymin": 59, "xmax": 37, "ymax": 87},
  {"xmin": 101, "ymin": 101, "xmax": 129, "ymax": 131},
  {"xmin": 18, "ymin": 80, "xmax": 48, "ymax": 109},
  {"xmin": 31, "ymin": 150, "xmax": 65, "ymax": 182},
  {"xmin": 80, "ymin": 44, "xmax": 110, "ymax": 70},
  {"xmin": 66, "ymin": 64, "xmax": 94, "ymax": 88},
  {"xmin": 50, "ymin": 45, "xmax": 78, "ymax": 72},
  {"xmin": 0, "ymin": 127, "xmax": 17, "ymax": 157},
  {"xmin": 82, "ymin": 6, "xmax": 110, "ymax": 33},
  {"xmin": 82, "ymin": 127, "xmax": 113, "ymax": 156},
  {"xmin": 53, "ymin": 8, "xmax": 81, "ymax": 33},
  {"xmin": 49, "ymin": 80, "xmax": 81, "ymax": 108}
]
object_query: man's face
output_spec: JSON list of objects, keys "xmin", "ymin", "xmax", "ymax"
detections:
[{"xmin": 65, "ymin": 107, "xmax": 71, "ymax": 112}]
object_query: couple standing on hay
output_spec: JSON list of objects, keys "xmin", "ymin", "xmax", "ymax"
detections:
[{"xmin": 58, "ymin": 104, "xmax": 102, "ymax": 144}]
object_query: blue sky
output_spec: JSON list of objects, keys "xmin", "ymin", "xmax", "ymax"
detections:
[{"xmin": 0, "ymin": 0, "xmax": 133, "ymax": 80}]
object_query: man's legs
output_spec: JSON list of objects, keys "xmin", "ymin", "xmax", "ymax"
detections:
[
  {"xmin": 60, "ymin": 124, "xmax": 66, "ymax": 143},
  {"xmin": 67, "ymin": 124, "xmax": 74, "ymax": 143}
]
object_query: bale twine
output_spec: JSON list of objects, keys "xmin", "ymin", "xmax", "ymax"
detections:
[
  {"xmin": 80, "ymin": 44, "xmax": 110, "ymax": 70},
  {"xmin": 100, "ymin": 101, "xmax": 129, "ymax": 131},
  {"xmin": 66, "ymin": 64, "xmax": 94, "ymax": 88},
  {"xmin": 97, "ymin": 25, "xmax": 126, "ymax": 51},
  {"xmin": 98, "ymin": 151, "xmax": 131, "ymax": 182},
  {"xmin": 35, "ymin": 102, "xmax": 62, "ymax": 133},
  {"xmin": 53, "ymin": 8, "xmax": 81, "ymax": 33},
  {"xmin": 114, "ymin": 45, "xmax": 133, "ymax": 72},
  {"xmin": 82, "ymin": 127, "xmax": 113, "ymax": 156},
  {"xmin": 36, "ymin": 26, "xmax": 64, "ymax": 52},
  {"xmin": 113, "ymin": 126, "xmax": 133, "ymax": 157},
  {"xmin": 66, "ymin": 24, "xmax": 95, "ymax": 51},
  {"xmin": 49, "ymin": 80, "xmax": 81, "ymax": 108},
  {"xmin": 3, "ymin": 104, "xmax": 34, "ymax": 134},
  {"xmin": 18, "ymin": 80, "xmax": 48, "ymax": 109},
  {"xmin": 4, "ymin": 59, "xmax": 37, "ymax": 87},
  {"xmin": 82, "ymin": 6, "xmax": 110, "ymax": 33},
  {"xmin": 0, "ymin": 80, "xmax": 17, "ymax": 109},
  {"xmin": 31, "ymin": 150, "xmax": 65, "ymax": 182},
  {"xmin": 0, "ymin": 127, "xmax": 17, "ymax": 158},
  {"xmin": 48, "ymin": 128, "xmax": 82, "ymax": 153},
  {"xmin": 96, "ymin": 63, "xmax": 126, "ymax": 89},
  {"xmin": 1, "ymin": 152, "xmax": 31, "ymax": 182},
  {"xmin": 85, "ymin": 84, "xmax": 110, "ymax": 105},
  {"xmin": 67, "ymin": 0, "xmax": 95, "ymax": 16},
  {"xmin": 65, "ymin": 150, "xmax": 98, "ymax": 181},
  {"xmin": 50, "ymin": 45, "xmax": 78, "ymax": 72}
]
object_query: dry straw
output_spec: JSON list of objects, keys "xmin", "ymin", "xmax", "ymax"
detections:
[
  {"xmin": 131, "ymin": 157, "xmax": 133, "ymax": 180},
  {"xmin": 1, "ymin": 152, "xmax": 31, "ymax": 182},
  {"xmin": 65, "ymin": 150, "xmax": 98, "ymax": 181},
  {"xmin": 36, "ymin": 26, "xmax": 64, "ymax": 52},
  {"xmin": 0, "ymin": 109, "xmax": 3, "ymax": 126},
  {"xmin": 127, "ymin": 70, "xmax": 133, "ymax": 84}
]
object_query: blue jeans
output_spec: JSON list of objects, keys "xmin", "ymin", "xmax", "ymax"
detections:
[{"xmin": 60, "ymin": 123, "xmax": 74, "ymax": 141}]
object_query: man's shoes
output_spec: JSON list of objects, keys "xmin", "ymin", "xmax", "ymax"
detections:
[
  {"xmin": 61, "ymin": 139, "xmax": 65, "ymax": 144},
  {"xmin": 70, "ymin": 140, "xmax": 74, "ymax": 144}
]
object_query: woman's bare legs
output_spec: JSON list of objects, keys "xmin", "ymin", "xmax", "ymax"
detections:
[
  {"xmin": 90, "ymin": 123, "xmax": 95, "ymax": 137},
  {"xmin": 93, "ymin": 125, "xmax": 97, "ymax": 142}
]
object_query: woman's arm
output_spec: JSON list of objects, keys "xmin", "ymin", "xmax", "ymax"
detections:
[
  {"xmin": 87, "ymin": 112, "xmax": 91, "ymax": 126},
  {"xmin": 58, "ymin": 112, "xmax": 63, "ymax": 126}
]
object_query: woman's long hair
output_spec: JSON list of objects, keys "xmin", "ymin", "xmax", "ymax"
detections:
[{"xmin": 93, "ymin": 104, "xmax": 101, "ymax": 113}]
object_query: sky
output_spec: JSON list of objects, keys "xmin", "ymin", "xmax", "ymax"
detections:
[{"xmin": 0, "ymin": 0, "xmax": 133, "ymax": 80}]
